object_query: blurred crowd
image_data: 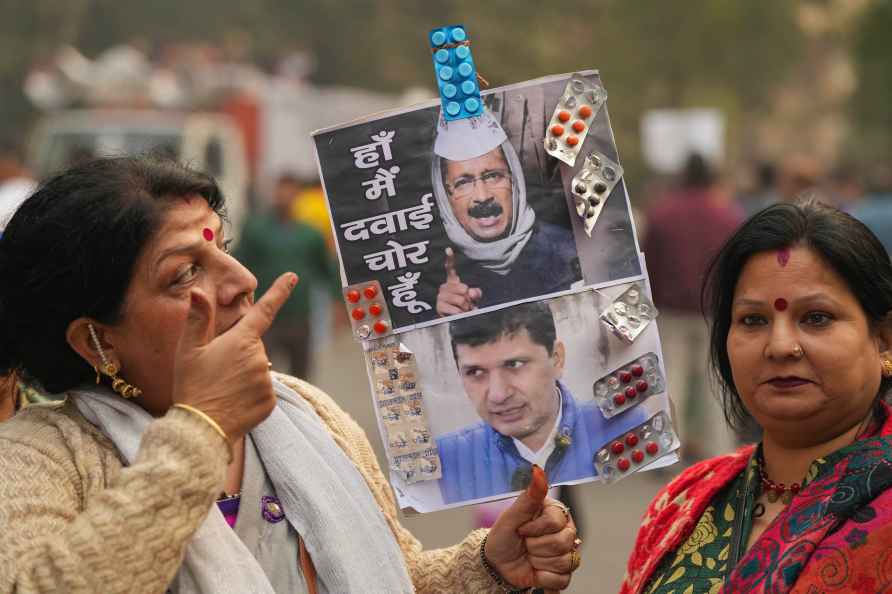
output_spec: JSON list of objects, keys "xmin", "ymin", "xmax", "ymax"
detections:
[{"xmin": 639, "ymin": 151, "xmax": 892, "ymax": 461}]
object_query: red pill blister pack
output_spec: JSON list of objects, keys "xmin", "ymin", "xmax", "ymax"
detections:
[
  {"xmin": 543, "ymin": 73, "xmax": 607, "ymax": 167},
  {"xmin": 343, "ymin": 281, "xmax": 393, "ymax": 340},
  {"xmin": 593, "ymin": 411, "xmax": 679, "ymax": 484},
  {"xmin": 592, "ymin": 352, "xmax": 665, "ymax": 418}
]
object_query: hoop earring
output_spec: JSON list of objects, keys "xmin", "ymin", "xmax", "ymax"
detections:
[
  {"xmin": 88, "ymin": 324, "xmax": 142, "ymax": 399},
  {"xmin": 882, "ymin": 358, "xmax": 892, "ymax": 378}
]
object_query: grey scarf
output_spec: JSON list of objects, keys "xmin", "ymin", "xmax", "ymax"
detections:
[{"xmin": 72, "ymin": 377, "xmax": 413, "ymax": 594}]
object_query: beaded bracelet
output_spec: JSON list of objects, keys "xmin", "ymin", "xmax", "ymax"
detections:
[
  {"xmin": 480, "ymin": 534, "xmax": 531, "ymax": 594},
  {"xmin": 171, "ymin": 403, "xmax": 232, "ymax": 458}
]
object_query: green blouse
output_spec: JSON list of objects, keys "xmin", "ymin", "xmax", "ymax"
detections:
[{"xmin": 643, "ymin": 451, "xmax": 828, "ymax": 594}]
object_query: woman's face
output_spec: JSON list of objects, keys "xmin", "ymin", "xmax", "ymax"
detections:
[
  {"xmin": 727, "ymin": 246, "xmax": 888, "ymax": 445},
  {"xmin": 103, "ymin": 197, "xmax": 257, "ymax": 415}
]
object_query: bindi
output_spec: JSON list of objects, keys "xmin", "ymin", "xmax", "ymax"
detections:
[
  {"xmin": 774, "ymin": 298, "xmax": 788, "ymax": 311},
  {"xmin": 202, "ymin": 227, "xmax": 214, "ymax": 241},
  {"xmin": 776, "ymin": 247, "xmax": 790, "ymax": 267}
]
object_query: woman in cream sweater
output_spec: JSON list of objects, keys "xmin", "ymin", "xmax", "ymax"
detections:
[{"xmin": 0, "ymin": 157, "xmax": 580, "ymax": 594}]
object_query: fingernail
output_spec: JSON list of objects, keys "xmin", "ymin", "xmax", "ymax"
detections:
[{"xmin": 288, "ymin": 273, "xmax": 298, "ymax": 289}]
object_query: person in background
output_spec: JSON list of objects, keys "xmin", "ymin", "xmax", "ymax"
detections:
[
  {"xmin": 822, "ymin": 163, "xmax": 864, "ymax": 212},
  {"xmin": 642, "ymin": 153, "xmax": 743, "ymax": 460},
  {"xmin": 235, "ymin": 173, "xmax": 340, "ymax": 379},
  {"xmin": 852, "ymin": 163, "xmax": 892, "ymax": 256}
]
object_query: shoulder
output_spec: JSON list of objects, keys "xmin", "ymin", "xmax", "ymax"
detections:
[
  {"xmin": 0, "ymin": 400, "xmax": 116, "ymax": 479},
  {"xmin": 533, "ymin": 221, "xmax": 574, "ymax": 246},
  {"xmin": 437, "ymin": 422, "xmax": 490, "ymax": 453}
]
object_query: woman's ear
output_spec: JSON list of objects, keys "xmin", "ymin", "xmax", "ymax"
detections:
[
  {"xmin": 876, "ymin": 314, "xmax": 892, "ymax": 374},
  {"xmin": 66, "ymin": 318, "xmax": 115, "ymax": 372}
]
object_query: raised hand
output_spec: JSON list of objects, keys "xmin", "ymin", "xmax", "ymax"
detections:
[
  {"xmin": 484, "ymin": 466, "xmax": 580, "ymax": 592},
  {"xmin": 172, "ymin": 272, "xmax": 297, "ymax": 443},
  {"xmin": 436, "ymin": 247, "xmax": 483, "ymax": 316}
]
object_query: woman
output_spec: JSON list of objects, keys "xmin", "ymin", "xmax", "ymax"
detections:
[
  {"xmin": 622, "ymin": 199, "xmax": 892, "ymax": 593},
  {"xmin": 0, "ymin": 157, "xmax": 580, "ymax": 594}
]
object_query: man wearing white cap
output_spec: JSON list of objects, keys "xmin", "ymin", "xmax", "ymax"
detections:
[{"xmin": 431, "ymin": 110, "xmax": 580, "ymax": 316}]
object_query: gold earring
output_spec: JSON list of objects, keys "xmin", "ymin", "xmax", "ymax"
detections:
[
  {"xmin": 882, "ymin": 359, "xmax": 892, "ymax": 378},
  {"xmin": 88, "ymin": 324, "xmax": 142, "ymax": 399}
]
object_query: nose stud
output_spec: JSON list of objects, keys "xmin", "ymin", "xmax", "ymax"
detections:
[{"xmin": 791, "ymin": 345, "xmax": 803, "ymax": 359}]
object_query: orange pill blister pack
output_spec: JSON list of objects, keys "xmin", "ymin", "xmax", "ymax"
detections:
[{"xmin": 543, "ymin": 73, "xmax": 607, "ymax": 166}]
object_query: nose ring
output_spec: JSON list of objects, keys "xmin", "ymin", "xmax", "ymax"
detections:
[{"xmin": 791, "ymin": 345, "xmax": 803, "ymax": 359}]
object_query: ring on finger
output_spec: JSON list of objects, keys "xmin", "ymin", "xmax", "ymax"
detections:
[
  {"xmin": 544, "ymin": 501, "xmax": 571, "ymax": 523},
  {"xmin": 573, "ymin": 537, "xmax": 583, "ymax": 550},
  {"xmin": 569, "ymin": 549, "xmax": 581, "ymax": 572}
]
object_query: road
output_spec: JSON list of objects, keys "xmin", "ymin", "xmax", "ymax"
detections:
[{"xmin": 311, "ymin": 327, "xmax": 679, "ymax": 594}]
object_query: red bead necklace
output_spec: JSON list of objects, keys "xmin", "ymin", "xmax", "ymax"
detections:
[{"xmin": 757, "ymin": 463, "xmax": 801, "ymax": 504}]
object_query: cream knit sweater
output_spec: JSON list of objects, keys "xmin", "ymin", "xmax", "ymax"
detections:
[{"xmin": 0, "ymin": 375, "xmax": 499, "ymax": 593}]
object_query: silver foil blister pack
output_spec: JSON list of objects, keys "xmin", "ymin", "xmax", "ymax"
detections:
[
  {"xmin": 600, "ymin": 283, "xmax": 658, "ymax": 343},
  {"xmin": 571, "ymin": 152, "xmax": 623, "ymax": 236},
  {"xmin": 543, "ymin": 74, "xmax": 607, "ymax": 167},
  {"xmin": 368, "ymin": 344, "xmax": 441, "ymax": 483},
  {"xmin": 593, "ymin": 411, "xmax": 679, "ymax": 484},
  {"xmin": 592, "ymin": 352, "xmax": 665, "ymax": 418}
]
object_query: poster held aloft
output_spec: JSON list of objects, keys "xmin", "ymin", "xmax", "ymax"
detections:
[{"xmin": 313, "ymin": 28, "xmax": 677, "ymax": 510}]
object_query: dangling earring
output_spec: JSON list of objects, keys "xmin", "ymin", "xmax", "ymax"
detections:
[
  {"xmin": 882, "ymin": 358, "xmax": 892, "ymax": 379},
  {"xmin": 88, "ymin": 324, "xmax": 142, "ymax": 399}
]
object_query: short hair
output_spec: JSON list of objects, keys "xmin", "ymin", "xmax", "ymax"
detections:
[
  {"xmin": 450, "ymin": 301, "xmax": 556, "ymax": 360},
  {"xmin": 0, "ymin": 156, "xmax": 226, "ymax": 393},
  {"xmin": 702, "ymin": 198, "xmax": 892, "ymax": 432}
]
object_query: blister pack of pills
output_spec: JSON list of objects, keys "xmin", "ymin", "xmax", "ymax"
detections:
[
  {"xmin": 368, "ymin": 344, "xmax": 442, "ymax": 483},
  {"xmin": 343, "ymin": 281, "xmax": 393, "ymax": 340},
  {"xmin": 593, "ymin": 411, "xmax": 679, "ymax": 484},
  {"xmin": 571, "ymin": 152, "xmax": 624, "ymax": 237},
  {"xmin": 592, "ymin": 352, "xmax": 665, "ymax": 418},
  {"xmin": 600, "ymin": 284, "xmax": 658, "ymax": 343},
  {"xmin": 429, "ymin": 25, "xmax": 483, "ymax": 121},
  {"xmin": 544, "ymin": 74, "xmax": 607, "ymax": 167}
]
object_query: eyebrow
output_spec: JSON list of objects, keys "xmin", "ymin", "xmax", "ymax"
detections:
[
  {"xmin": 732, "ymin": 293, "xmax": 838, "ymax": 308},
  {"xmin": 153, "ymin": 219, "xmax": 224, "ymax": 270}
]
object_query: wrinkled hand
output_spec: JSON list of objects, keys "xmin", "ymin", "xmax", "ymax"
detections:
[
  {"xmin": 436, "ymin": 247, "xmax": 482, "ymax": 317},
  {"xmin": 172, "ymin": 272, "xmax": 297, "ymax": 443},
  {"xmin": 485, "ymin": 466, "xmax": 580, "ymax": 592}
]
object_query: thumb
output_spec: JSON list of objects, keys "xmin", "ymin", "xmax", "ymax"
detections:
[
  {"xmin": 444, "ymin": 247, "xmax": 460, "ymax": 282},
  {"xmin": 503, "ymin": 465, "xmax": 549, "ymax": 528},
  {"xmin": 177, "ymin": 290, "xmax": 216, "ymax": 354}
]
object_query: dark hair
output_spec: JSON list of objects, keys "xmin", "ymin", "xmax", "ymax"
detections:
[
  {"xmin": 702, "ymin": 198, "xmax": 892, "ymax": 432},
  {"xmin": 682, "ymin": 152, "xmax": 715, "ymax": 189},
  {"xmin": 0, "ymin": 157, "xmax": 226, "ymax": 393},
  {"xmin": 449, "ymin": 301, "xmax": 556, "ymax": 360}
]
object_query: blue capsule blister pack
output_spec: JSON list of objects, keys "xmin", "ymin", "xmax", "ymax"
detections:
[{"xmin": 429, "ymin": 25, "xmax": 483, "ymax": 121}]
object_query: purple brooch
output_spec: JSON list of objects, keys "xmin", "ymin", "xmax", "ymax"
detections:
[{"xmin": 261, "ymin": 495, "xmax": 286, "ymax": 523}]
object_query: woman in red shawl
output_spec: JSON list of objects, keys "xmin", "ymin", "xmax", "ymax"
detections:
[{"xmin": 623, "ymin": 199, "xmax": 892, "ymax": 594}]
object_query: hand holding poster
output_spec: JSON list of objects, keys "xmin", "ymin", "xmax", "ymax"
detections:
[{"xmin": 314, "ymin": 70, "xmax": 676, "ymax": 512}]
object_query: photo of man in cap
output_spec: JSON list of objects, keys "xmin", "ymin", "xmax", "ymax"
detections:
[
  {"xmin": 430, "ymin": 110, "xmax": 581, "ymax": 317},
  {"xmin": 436, "ymin": 301, "xmax": 644, "ymax": 504}
]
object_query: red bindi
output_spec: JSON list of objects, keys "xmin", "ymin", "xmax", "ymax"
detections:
[
  {"xmin": 202, "ymin": 228, "xmax": 214, "ymax": 241},
  {"xmin": 777, "ymin": 247, "xmax": 790, "ymax": 267},
  {"xmin": 774, "ymin": 298, "xmax": 788, "ymax": 311}
]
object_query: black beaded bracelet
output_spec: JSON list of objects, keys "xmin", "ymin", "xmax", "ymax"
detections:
[{"xmin": 480, "ymin": 534, "xmax": 531, "ymax": 594}]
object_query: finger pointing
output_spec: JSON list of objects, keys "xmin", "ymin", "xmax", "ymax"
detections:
[{"xmin": 238, "ymin": 272, "xmax": 298, "ymax": 337}]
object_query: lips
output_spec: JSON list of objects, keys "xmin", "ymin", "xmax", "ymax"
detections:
[
  {"xmin": 491, "ymin": 405, "xmax": 525, "ymax": 423},
  {"xmin": 475, "ymin": 215, "xmax": 502, "ymax": 228},
  {"xmin": 766, "ymin": 376, "xmax": 812, "ymax": 389}
]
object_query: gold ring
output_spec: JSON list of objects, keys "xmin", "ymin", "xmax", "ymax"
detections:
[
  {"xmin": 544, "ymin": 501, "xmax": 570, "ymax": 520},
  {"xmin": 267, "ymin": 361, "xmax": 273, "ymax": 369},
  {"xmin": 573, "ymin": 537, "xmax": 583, "ymax": 550},
  {"xmin": 569, "ymin": 549, "xmax": 581, "ymax": 572}
]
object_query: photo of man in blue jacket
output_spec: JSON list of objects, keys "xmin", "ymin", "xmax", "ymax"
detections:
[{"xmin": 436, "ymin": 301, "xmax": 645, "ymax": 504}]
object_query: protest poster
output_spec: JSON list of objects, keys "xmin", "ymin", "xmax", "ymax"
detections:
[
  {"xmin": 313, "ymin": 71, "xmax": 675, "ymax": 512},
  {"xmin": 314, "ymin": 71, "xmax": 641, "ymax": 332}
]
